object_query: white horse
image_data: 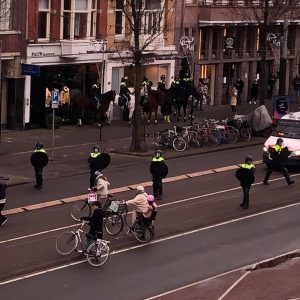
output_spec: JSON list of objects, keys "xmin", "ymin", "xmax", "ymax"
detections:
[{"xmin": 107, "ymin": 88, "xmax": 135, "ymax": 125}]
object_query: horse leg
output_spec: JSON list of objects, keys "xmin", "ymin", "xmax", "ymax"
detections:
[
  {"xmin": 77, "ymin": 108, "xmax": 83, "ymax": 126},
  {"xmin": 154, "ymin": 109, "xmax": 158, "ymax": 125}
]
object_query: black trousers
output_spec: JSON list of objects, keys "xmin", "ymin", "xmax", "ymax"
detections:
[
  {"xmin": 264, "ymin": 165, "xmax": 291, "ymax": 183},
  {"xmin": 34, "ymin": 167, "xmax": 43, "ymax": 186},
  {"xmin": 241, "ymin": 184, "xmax": 251, "ymax": 208},
  {"xmin": 152, "ymin": 178, "xmax": 162, "ymax": 198},
  {"xmin": 90, "ymin": 171, "xmax": 97, "ymax": 188},
  {"xmin": 0, "ymin": 203, "xmax": 6, "ymax": 223}
]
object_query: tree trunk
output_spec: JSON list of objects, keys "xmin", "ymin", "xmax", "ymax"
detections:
[{"xmin": 131, "ymin": 51, "xmax": 146, "ymax": 152}]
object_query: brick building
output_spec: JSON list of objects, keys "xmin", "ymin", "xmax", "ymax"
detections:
[
  {"xmin": 175, "ymin": 0, "xmax": 300, "ymax": 105},
  {"xmin": 24, "ymin": 0, "xmax": 108, "ymax": 127},
  {"xmin": 0, "ymin": 0, "xmax": 27, "ymax": 129}
]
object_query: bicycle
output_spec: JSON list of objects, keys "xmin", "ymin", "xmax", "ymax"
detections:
[
  {"xmin": 56, "ymin": 221, "xmax": 110, "ymax": 267},
  {"xmin": 70, "ymin": 192, "xmax": 124, "ymax": 236},
  {"xmin": 105, "ymin": 201, "xmax": 156, "ymax": 243}
]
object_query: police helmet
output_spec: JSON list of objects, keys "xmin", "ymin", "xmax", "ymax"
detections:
[
  {"xmin": 121, "ymin": 76, "xmax": 128, "ymax": 82},
  {"xmin": 36, "ymin": 142, "xmax": 44, "ymax": 149},
  {"xmin": 184, "ymin": 73, "xmax": 190, "ymax": 78},
  {"xmin": 154, "ymin": 150, "xmax": 162, "ymax": 157},
  {"xmin": 245, "ymin": 155, "xmax": 253, "ymax": 163},
  {"xmin": 160, "ymin": 75, "xmax": 166, "ymax": 80},
  {"xmin": 277, "ymin": 138, "xmax": 283, "ymax": 144},
  {"xmin": 93, "ymin": 145, "xmax": 100, "ymax": 152},
  {"xmin": 143, "ymin": 76, "xmax": 149, "ymax": 81},
  {"xmin": 175, "ymin": 75, "xmax": 179, "ymax": 80}
]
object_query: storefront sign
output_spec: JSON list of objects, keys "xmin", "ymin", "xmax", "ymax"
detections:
[
  {"xmin": 21, "ymin": 64, "xmax": 40, "ymax": 77},
  {"xmin": 224, "ymin": 37, "xmax": 235, "ymax": 49},
  {"xmin": 273, "ymin": 95, "xmax": 290, "ymax": 120},
  {"xmin": 31, "ymin": 52, "xmax": 55, "ymax": 57}
]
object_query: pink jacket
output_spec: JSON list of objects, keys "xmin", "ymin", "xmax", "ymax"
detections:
[{"xmin": 143, "ymin": 202, "xmax": 158, "ymax": 218}]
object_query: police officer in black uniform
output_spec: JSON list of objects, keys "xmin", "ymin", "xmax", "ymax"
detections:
[
  {"xmin": 88, "ymin": 145, "xmax": 102, "ymax": 188},
  {"xmin": 158, "ymin": 75, "xmax": 166, "ymax": 91},
  {"xmin": 119, "ymin": 76, "xmax": 131, "ymax": 108},
  {"xmin": 30, "ymin": 142, "xmax": 49, "ymax": 190}
]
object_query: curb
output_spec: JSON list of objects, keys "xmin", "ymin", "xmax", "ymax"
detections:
[{"xmin": 2, "ymin": 160, "xmax": 263, "ymax": 217}]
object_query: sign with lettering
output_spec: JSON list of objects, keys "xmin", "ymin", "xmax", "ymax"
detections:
[{"xmin": 21, "ymin": 64, "xmax": 40, "ymax": 77}]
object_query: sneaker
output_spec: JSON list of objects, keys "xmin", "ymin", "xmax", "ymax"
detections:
[
  {"xmin": 263, "ymin": 181, "xmax": 269, "ymax": 185},
  {"xmin": 0, "ymin": 218, "xmax": 7, "ymax": 226},
  {"xmin": 288, "ymin": 181, "xmax": 295, "ymax": 185}
]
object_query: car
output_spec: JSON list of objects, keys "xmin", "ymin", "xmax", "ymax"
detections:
[{"xmin": 263, "ymin": 112, "xmax": 300, "ymax": 167}]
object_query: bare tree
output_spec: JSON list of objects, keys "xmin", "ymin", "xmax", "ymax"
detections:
[
  {"xmin": 111, "ymin": 0, "xmax": 174, "ymax": 151},
  {"xmin": 227, "ymin": 0, "xmax": 300, "ymax": 104}
]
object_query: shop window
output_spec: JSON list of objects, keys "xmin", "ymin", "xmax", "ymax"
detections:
[
  {"xmin": 38, "ymin": 0, "xmax": 51, "ymax": 39},
  {"xmin": 61, "ymin": 0, "xmax": 98, "ymax": 40},
  {"xmin": 0, "ymin": 0, "xmax": 12, "ymax": 31}
]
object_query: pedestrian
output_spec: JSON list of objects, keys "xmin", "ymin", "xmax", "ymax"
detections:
[
  {"xmin": 30, "ymin": 142, "xmax": 49, "ymax": 190},
  {"xmin": 80, "ymin": 200, "xmax": 104, "ymax": 251},
  {"xmin": 235, "ymin": 78, "xmax": 244, "ymax": 106},
  {"xmin": 0, "ymin": 177, "xmax": 7, "ymax": 226},
  {"xmin": 88, "ymin": 145, "xmax": 101, "ymax": 188},
  {"xmin": 263, "ymin": 138, "xmax": 295, "ymax": 185},
  {"xmin": 195, "ymin": 79, "xmax": 204, "ymax": 111},
  {"xmin": 94, "ymin": 171, "xmax": 110, "ymax": 204},
  {"xmin": 230, "ymin": 84, "xmax": 238, "ymax": 114},
  {"xmin": 249, "ymin": 79, "xmax": 259, "ymax": 104},
  {"xmin": 236, "ymin": 156, "xmax": 255, "ymax": 209},
  {"xmin": 292, "ymin": 74, "xmax": 300, "ymax": 104},
  {"xmin": 267, "ymin": 72, "xmax": 277, "ymax": 100},
  {"xmin": 150, "ymin": 150, "xmax": 168, "ymax": 200}
]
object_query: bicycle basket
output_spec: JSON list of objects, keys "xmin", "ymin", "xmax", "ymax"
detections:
[{"xmin": 109, "ymin": 201, "xmax": 119, "ymax": 213}]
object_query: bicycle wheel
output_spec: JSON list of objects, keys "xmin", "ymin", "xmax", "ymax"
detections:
[
  {"xmin": 172, "ymin": 136, "xmax": 187, "ymax": 152},
  {"xmin": 86, "ymin": 241, "xmax": 110, "ymax": 267},
  {"xmin": 104, "ymin": 212, "xmax": 124, "ymax": 236},
  {"xmin": 56, "ymin": 231, "xmax": 78, "ymax": 255},
  {"xmin": 225, "ymin": 131, "xmax": 238, "ymax": 144},
  {"xmin": 240, "ymin": 127, "xmax": 251, "ymax": 142},
  {"xmin": 133, "ymin": 223, "xmax": 154, "ymax": 243},
  {"xmin": 70, "ymin": 200, "xmax": 91, "ymax": 222}
]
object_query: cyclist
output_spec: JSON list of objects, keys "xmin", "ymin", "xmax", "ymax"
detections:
[
  {"xmin": 143, "ymin": 194, "xmax": 158, "ymax": 221},
  {"xmin": 125, "ymin": 185, "xmax": 148, "ymax": 225},
  {"xmin": 94, "ymin": 171, "xmax": 110, "ymax": 204},
  {"xmin": 81, "ymin": 199, "xmax": 104, "ymax": 251}
]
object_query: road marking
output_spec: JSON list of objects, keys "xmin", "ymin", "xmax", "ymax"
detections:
[
  {"xmin": 217, "ymin": 271, "xmax": 250, "ymax": 300},
  {"xmin": 1, "ymin": 173, "xmax": 299, "ymax": 245},
  {"xmin": 2, "ymin": 197, "xmax": 300, "ymax": 285},
  {"xmin": 145, "ymin": 247, "xmax": 300, "ymax": 300}
]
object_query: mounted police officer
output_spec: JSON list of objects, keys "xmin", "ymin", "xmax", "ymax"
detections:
[
  {"xmin": 90, "ymin": 82, "xmax": 102, "ymax": 109},
  {"xmin": 141, "ymin": 76, "xmax": 153, "ymax": 105},
  {"xmin": 150, "ymin": 150, "xmax": 168, "ymax": 200},
  {"xmin": 236, "ymin": 155, "xmax": 255, "ymax": 209},
  {"xmin": 119, "ymin": 76, "xmax": 131, "ymax": 109},
  {"xmin": 88, "ymin": 145, "xmax": 102, "ymax": 188},
  {"xmin": 30, "ymin": 142, "xmax": 49, "ymax": 190},
  {"xmin": 263, "ymin": 138, "xmax": 295, "ymax": 185},
  {"xmin": 158, "ymin": 75, "xmax": 166, "ymax": 92}
]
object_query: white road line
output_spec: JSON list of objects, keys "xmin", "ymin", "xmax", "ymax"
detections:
[
  {"xmin": 2, "ymin": 203, "xmax": 300, "ymax": 286},
  {"xmin": 217, "ymin": 271, "xmax": 250, "ymax": 300},
  {"xmin": 145, "ymin": 248, "xmax": 300, "ymax": 300},
  {"xmin": 1, "ymin": 173, "xmax": 299, "ymax": 245}
]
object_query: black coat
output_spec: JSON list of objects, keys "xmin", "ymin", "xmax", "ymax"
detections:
[
  {"xmin": 83, "ymin": 208, "xmax": 103, "ymax": 238},
  {"xmin": 0, "ymin": 179, "xmax": 6, "ymax": 200},
  {"xmin": 30, "ymin": 151, "xmax": 49, "ymax": 169}
]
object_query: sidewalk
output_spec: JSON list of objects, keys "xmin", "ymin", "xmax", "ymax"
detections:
[
  {"xmin": 0, "ymin": 99, "xmax": 289, "ymax": 186},
  {"xmin": 155, "ymin": 251, "xmax": 300, "ymax": 300}
]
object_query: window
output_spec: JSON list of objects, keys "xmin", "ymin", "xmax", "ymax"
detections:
[
  {"xmin": 61, "ymin": 0, "xmax": 98, "ymax": 40},
  {"xmin": 143, "ymin": 0, "xmax": 162, "ymax": 35},
  {"xmin": 38, "ymin": 0, "xmax": 51, "ymax": 39},
  {"xmin": 115, "ymin": 0, "xmax": 124, "ymax": 35},
  {"xmin": 0, "ymin": 0, "xmax": 12, "ymax": 31}
]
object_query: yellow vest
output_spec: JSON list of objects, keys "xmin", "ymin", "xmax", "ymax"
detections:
[
  {"xmin": 35, "ymin": 149, "xmax": 46, "ymax": 153},
  {"xmin": 152, "ymin": 157, "xmax": 164, "ymax": 162},
  {"xmin": 90, "ymin": 152, "xmax": 101, "ymax": 158},
  {"xmin": 274, "ymin": 145, "xmax": 283, "ymax": 152},
  {"xmin": 241, "ymin": 163, "xmax": 255, "ymax": 169}
]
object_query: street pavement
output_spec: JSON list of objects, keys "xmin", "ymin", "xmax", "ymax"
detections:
[{"xmin": 1, "ymin": 200, "xmax": 300, "ymax": 300}]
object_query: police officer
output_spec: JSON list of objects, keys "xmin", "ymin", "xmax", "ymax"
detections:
[
  {"xmin": 91, "ymin": 82, "xmax": 101, "ymax": 108},
  {"xmin": 263, "ymin": 138, "xmax": 295, "ymax": 185},
  {"xmin": 158, "ymin": 75, "xmax": 166, "ymax": 91},
  {"xmin": 30, "ymin": 142, "xmax": 49, "ymax": 190},
  {"xmin": 239, "ymin": 155, "xmax": 255, "ymax": 209},
  {"xmin": 119, "ymin": 76, "xmax": 131, "ymax": 108},
  {"xmin": 88, "ymin": 146, "xmax": 101, "ymax": 188},
  {"xmin": 141, "ymin": 76, "xmax": 153, "ymax": 105},
  {"xmin": 151, "ymin": 150, "xmax": 166, "ymax": 200}
]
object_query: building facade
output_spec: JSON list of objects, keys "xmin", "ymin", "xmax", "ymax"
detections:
[
  {"xmin": 175, "ymin": 0, "xmax": 300, "ymax": 105},
  {"xmin": 0, "ymin": 0, "xmax": 27, "ymax": 129}
]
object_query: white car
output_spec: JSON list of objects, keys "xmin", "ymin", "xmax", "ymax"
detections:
[{"xmin": 263, "ymin": 112, "xmax": 300, "ymax": 167}]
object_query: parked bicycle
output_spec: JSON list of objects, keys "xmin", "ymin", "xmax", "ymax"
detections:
[
  {"xmin": 56, "ymin": 221, "xmax": 110, "ymax": 267},
  {"xmin": 228, "ymin": 116, "xmax": 252, "ymax": 142}
]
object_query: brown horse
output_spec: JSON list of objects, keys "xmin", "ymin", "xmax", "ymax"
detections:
[
  {"xmin": 142, "ymin": 90, "xmax": 165, "ymax": 125},
  {"xmin": 71, "ymin": 90, "xmax": 116, "ymax": 126}
]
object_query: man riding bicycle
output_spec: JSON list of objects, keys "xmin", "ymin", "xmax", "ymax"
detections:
[{"xmin": 125, "ymin": 185, "xmax": 148, "ymax": 225}]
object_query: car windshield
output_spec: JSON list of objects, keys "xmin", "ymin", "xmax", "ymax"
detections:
[{"xmin": 273, "ymin": 119, "xmax": 300, "ymax": 139}]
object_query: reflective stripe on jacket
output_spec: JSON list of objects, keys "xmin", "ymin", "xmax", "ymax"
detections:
[
  {"xmin": 241, "ymin": 163, "xmax": 255, "ymax": 170},
  {"xmin": 152, "ymin": 157, "xmax": 165, "ymax": 162}
]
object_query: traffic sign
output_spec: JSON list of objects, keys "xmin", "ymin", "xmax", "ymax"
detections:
[{"xmin": 51, "ymin": 89, "xmax": 60, "ymax": 108}]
